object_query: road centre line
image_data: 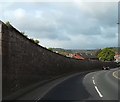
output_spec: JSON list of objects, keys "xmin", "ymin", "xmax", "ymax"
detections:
[
  {"xmin": 92, "ymin": 75, "xmax": 103, "ymax": 97},
  {"xmin": 92, "ymin": 79, "xmax": 95, "ymax": 85},
  {"xmin": 94, "ymin": 86, "xmax": 103, "ymax": 98}
]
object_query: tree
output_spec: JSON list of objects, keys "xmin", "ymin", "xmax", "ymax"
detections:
[
  {"xmin": 30, "ymin": 38, "xmax": 39, "ymax": 44},
  {"xmin": 48, "ymin": 48, "xmax": 53, "ymax": 51},
  {"xmin": 34, "ymin": 39, "xmax": 39, "ymax": 44},
  {"xmin": 97, "ymin": 48, "xmax": 115, "ymax": 61},
  {"xmin": 5, "ymin": 21, "xmax": 12, "ymax": 28},
  {"xmin": 21, "ymin": 32, "xmax": 28, "ymax": 38}
]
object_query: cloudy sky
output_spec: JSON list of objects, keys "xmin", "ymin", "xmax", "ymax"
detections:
[{"xmin": 0, "ymin": 0, "xmax": 118, "ymax": 49}]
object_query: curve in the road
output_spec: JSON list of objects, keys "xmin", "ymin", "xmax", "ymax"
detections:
[
  {"xmin": 83, "ymin": 68, "xmax": 119, "ymax": 100},
  {"xmin": 41, "ymin": 72, "xmax": 92, "ymax": 100}
]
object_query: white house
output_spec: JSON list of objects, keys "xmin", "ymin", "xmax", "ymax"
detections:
[{"xmin": 114, "ymin": 54, "xmax": 120, "ymax": 63}]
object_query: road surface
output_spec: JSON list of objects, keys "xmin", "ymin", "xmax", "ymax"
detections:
[{"xmin": 41, "ymin": 68, "xmax": 119, "ymax": 101}]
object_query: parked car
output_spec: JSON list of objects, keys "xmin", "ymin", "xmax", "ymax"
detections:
[
  {"xmin": 102, "ymin": 66, "xmax": 110, "ymax": 70},
  {"xmin": 106, "ymin": 67, "xmax": 110, "ymax": 70}
]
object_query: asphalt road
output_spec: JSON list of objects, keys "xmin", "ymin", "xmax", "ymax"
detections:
[
  {"xmin": 41, "ymin": 68, "xmax": 119, "ymax": 101},
  {"xmin": 83, "ymin": 68, "xmax": 119, "ymax": 100}
]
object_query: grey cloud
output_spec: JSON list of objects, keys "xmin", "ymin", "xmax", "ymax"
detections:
[
  {"xmin": 100, "ymin": 26, "xmax": 117, "ymax": 38},
  {"xmin": 80, "ymin": 2, "xmax": 118, "ymax": 27},
  {"xmin": 1, "ymin": 2, "xmax": 118, "ymax": 49}
]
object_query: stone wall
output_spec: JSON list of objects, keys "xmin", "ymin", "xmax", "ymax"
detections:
[
  {"xmin": 0, "ymin": 21, "xmax": 2, "ymax": 101},
  {"xmin": 0, "ymin": 21, "xmax": 117, "ymax": 100}
]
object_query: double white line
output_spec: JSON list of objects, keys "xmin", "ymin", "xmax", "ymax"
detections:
[{"xmin": 92, "ymin": 77, "xmax": 103, "ymax": 98}]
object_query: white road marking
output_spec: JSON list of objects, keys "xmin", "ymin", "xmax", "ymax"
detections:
[
  {"xmin": 92, "ymin": 76, "xmax": 103, "ymax": 97},
  {"xmin": 94, "ymin": 86, "xmax": 103, "ymax": 98},
  {"xmin": 92, "ymin": 80, "xmax": 95, "ymax": 85},
  {"xmin": 113, "ymin": 71, "xmax": 120, "ymax": 80},
  {"xmin": 35, "ymin": 97, "xmax": 41, "ymax": 102}
]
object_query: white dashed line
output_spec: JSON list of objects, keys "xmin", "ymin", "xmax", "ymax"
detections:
[
  {"xmin": 94, "ymin": 86, "xmax": 103, "ymax": 98},
  {"xmin": 92, "ymin": 77, "xmax": 103, "ymax": 98},
  {"xmin": 92, "ymin": 79, "xmax": 95, "ymax": 85}
]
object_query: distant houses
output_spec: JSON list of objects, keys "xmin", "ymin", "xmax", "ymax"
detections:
[
  {"xmin": 114, "ymin": 54, "xmax": 120, "ymax": 63},
  {"xmin": 71, "ymin": 52, "xmax": 120, "ymax": 62},
  {"xmin": 66, "ymin": 53, "xmax": 98, "ymax": 61},
  {"xmin": 50, "ymin": 48, "xmax": 100, "ymax": 61},
  {"xmin": 79, "ymin": 53, "xmax": 98, "ymax": 61},
  {"xmin": 51, "ymin": 47, "xmax": 119, "ymax": 62},
  {"xmin": 72, "ymin": 53, "xmax": 85, "ymax": 60}
]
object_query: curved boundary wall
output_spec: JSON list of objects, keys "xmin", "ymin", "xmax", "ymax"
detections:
[{"xmin": 0, "ymin": 21, "xmax": 117, "ymax": 100}]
